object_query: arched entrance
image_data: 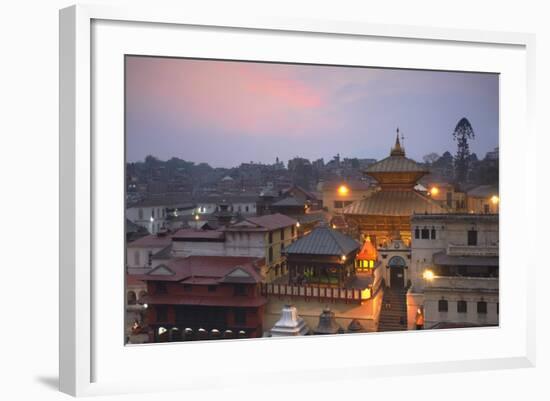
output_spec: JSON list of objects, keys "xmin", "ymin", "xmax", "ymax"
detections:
[{"xmin": 388, "ymin": 256, "xmax": 406, "ymax": 289}]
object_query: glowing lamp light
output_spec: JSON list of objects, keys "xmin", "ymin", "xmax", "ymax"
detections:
[
  {"xmin": 296, "ymin": 222, "xmax": 300, "ymax": 228},
  {"xmin": 491, "ymin": 195, "xmax": 499, "ymax": 205},
  {"xmin": 195, "ymin": 214, "xmax": 199, "ymax": 221},
  {"xmin": 430, "ymin": 186, "xmax": 439, "ymax": 196},
  {"xmin": 341, "ymin": 255, "xmax": 347, "ymax": 261},
  {"xmin": 143, "ymin": 303, "xmax": 148, "ymax": 309},
  {"xmin": 150, "ymin": 216, "xmax": 154, "ymax": 222},
  {"xmin": 337, "ymin": 185, "xmax": 349, "ymax": 195},
  {"xmin": 423, "ymin": 270, "xmax": 435, "ymax": 281}
]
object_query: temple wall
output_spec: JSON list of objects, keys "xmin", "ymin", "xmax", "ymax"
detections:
[{"xmin": 263, "ymin": 290, "xmax": 384, "ymax": 334}]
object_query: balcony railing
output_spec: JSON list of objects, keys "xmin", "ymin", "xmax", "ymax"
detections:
[
  {"xmin": 447, "ymin": 243, "xmax": 498, "ymax": 257},
  {"xmin": 260, "ymin": 283, "xmax": 372, "ymax": 304}
]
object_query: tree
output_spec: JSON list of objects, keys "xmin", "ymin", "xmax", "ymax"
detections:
[
  {"xmin": 452, "ymin": 117, "xmax": 475, "ymax": 184},
  {"xmin": 422, "ymin": 152, "xmax": 440, "ymax": 165}
]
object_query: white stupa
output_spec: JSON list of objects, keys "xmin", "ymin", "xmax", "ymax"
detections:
[{"xmin": 270, "ymin": 304, "xmax": 309, "ymax": 337}]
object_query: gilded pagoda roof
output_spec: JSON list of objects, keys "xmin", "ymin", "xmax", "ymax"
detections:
[
  {"xmin": 365, "ymin": 131, "xmax": 428, "ymax": 175},
  {"xmin": 366, "ymin": 155, "xmax": 428, "ymax": 174},
  {"xmin": 343, "ymin": 190, "xmax": 447, "ymax": 217}
]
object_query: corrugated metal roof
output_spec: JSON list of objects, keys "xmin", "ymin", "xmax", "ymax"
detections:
[
  {"xmin": 366, "ymin": 155, "xmax": 428, "ymax": 173},
  {"xmin": 284, "ymin": 226, "xmax": 359, "ymax": 256},
  {"xmin": 343, "ymin": 190, "xmax": 447, "ymax": 216}
]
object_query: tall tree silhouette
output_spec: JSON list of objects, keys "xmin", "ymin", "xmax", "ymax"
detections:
[{"xmin": 452, "ymin": 117, "xmax": 475, "ymax": 184}]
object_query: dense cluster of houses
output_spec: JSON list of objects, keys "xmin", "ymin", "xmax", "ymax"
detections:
[{"xmin": 126, "ymin": 134, "xmax": 499, "ymax": 343}]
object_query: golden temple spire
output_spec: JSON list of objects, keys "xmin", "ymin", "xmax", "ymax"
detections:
[{"xmin": 391, "ymin": 128, "xmax": 406, "ymax": 157}]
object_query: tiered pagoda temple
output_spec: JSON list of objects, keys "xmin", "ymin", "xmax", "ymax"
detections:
[{"xmin": 343, "ymin": 131, "xmax": 447, "ymax": 245}]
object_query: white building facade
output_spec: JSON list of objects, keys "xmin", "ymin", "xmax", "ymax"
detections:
[{"xmin": 407, "ymin": 214, "xmax": 499, "ymax": 329}]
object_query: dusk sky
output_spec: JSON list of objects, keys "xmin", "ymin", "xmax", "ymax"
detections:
[{"xmin": 126, "ymin": 56, "xmax": 499, "ymax": 168}]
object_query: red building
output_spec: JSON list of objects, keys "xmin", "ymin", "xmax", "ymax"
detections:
[{"xmin": 135, "ymin": 255, "xmax": 267, "ymax": 342}]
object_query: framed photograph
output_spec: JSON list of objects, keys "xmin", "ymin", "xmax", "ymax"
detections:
[{"xmin": 59, "ymin": 4, "xmax": 536, "ymax": 397}]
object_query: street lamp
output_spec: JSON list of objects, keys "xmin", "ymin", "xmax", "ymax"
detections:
[
  {"xmin": 422, "ymin": 269, "xmax": 435, "ymax": 281},
  {"xmin": 429, "ymin": 186, "xmax": 439, "ymax": 196},
  {"xmin": 490, "ymin": 195, "xmax": 499, "ymax": 205},
  {"xmin": 337, "ymin": 185, "xmax": 349, "ymax": 195}
]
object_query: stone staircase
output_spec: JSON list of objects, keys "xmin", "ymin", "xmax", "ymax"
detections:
[{"xmin": 377, "ymin": 288, "xmax": 408, "ymax": 332}]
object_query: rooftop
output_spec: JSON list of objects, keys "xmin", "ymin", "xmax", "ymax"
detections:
[
  {"xmin": 127, "ymin": 233, "xmax": 173, "ymax": 248},
  {"xmin": 284, "ymin": 225, "xmax": 360, "ymax": 256},
  {"xmin": 467, "ymin": 185, "xmax": 499, "ymax": 198},
  {"xmin": 271, "ymin": 196, "xmax": 305, "ymax": 207},
  {"xmin": 172, "ymin": 228, "xmax": 225, "ymax": 241},
  {"xmin": 343, "ymin": 190, "xmax": 447, "ymax": 216},
  {"xmin": 132, "ymin": 255, "xmax": 263, "ymax": 283},
  {"xmin": 227, "ymin": 213, "xmax": 297, "ymax": 232}
]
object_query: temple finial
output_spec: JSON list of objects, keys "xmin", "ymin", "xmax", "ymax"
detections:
[{"xmin": 391, "ymin": 127, "xmax": 405, "ymax": 157}]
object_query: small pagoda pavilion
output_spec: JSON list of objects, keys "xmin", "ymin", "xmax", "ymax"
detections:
[
  {"xmin": 283, "ymin": 224, "xmax": 360, "ymax": 286},
  {"xmin": 343, "ymin": 130, "xmax": 447, "ymax": 245},
  {"xmin": 355, "ymin": 236, "xmax": 377, "ymax": 272}
]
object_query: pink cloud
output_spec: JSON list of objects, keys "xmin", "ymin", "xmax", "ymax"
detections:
[{"xmin": 126, "ymin": 58, "xmax": 333, "ymax": 136}]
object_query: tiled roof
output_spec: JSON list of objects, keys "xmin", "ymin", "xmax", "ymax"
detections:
[
  {"xmin": 194, "ymin": 194, "xmax": 260, "ymax": 204},
  {"xmin": 271, "ymin": 196, "xmax": 305, "ymax": 207},
  {"xmin": 151, "ymin": 245, "xmax": 172, "ymax": 260},
  {"xmin": 343, "ymin": 190, "xmax": 447, "ymax": 216},
  {"xmin": 127, "ymin": 233, "xmax": 173, "ymax": 248},
  {"xmin": 132, "ymin": 255, "xmax": 263, "ymax": 283},
  {"xmin": 231, "ymin": 213, "xmax": 297, "ymax": 231},
  {"xmin": 282, "ymin": 184, "xmax": 319, "ymax": 200},
  {"xmin": 284, "ymin": 226, "xmax": 359, "ymax": 256},
  {"xmin": 366, "ymin": 155, "xmax": 428, "ymax": 174},
  {"xmin": 172, "ymin": 228, "xmax": 225, "ymax": 240}
]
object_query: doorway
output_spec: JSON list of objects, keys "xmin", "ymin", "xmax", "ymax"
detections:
[{"xmin": 388, "ymin": 256, "xmax": 406, "ymax": 289}]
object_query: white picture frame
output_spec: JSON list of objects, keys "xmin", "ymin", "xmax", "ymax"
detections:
[{"xmin": 59, "ymin": 4, "xmax": 536, "ymax": 397}]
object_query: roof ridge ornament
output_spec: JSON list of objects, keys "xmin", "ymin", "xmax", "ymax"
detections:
[{"xmin": 391, "ymin": 127, "xmax": 406, "ymax": 157}]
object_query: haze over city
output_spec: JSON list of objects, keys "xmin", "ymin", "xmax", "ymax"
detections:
[{"xmin": 126, "ymin": 56, "xmax": 499, "ymax": 167}]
